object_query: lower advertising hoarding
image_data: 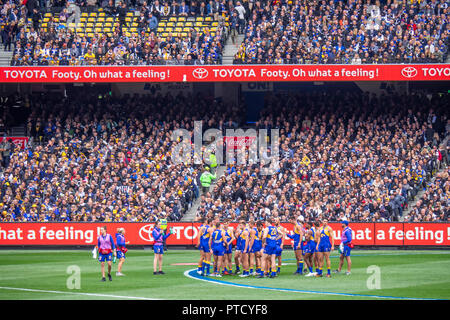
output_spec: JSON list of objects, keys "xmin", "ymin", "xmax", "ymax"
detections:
[{"xmin": 0, "ymin": 223, "xmax": 448, "ymax": 246}]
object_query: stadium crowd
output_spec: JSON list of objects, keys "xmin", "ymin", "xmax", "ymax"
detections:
[
  {"xmin": 195, "ymin": 91, "xmax": 449, "ymax": 223},
  {"xmin": 233, "ymin": 0, "xmax": 449, "ymax": 64},
  {"xmin": 2, "ymin": 0, "xmax": 232, "ymax": 66},
  {"xmin": 0, "ymin": 90, "xmax": 245, "ymax": 222},
  {"xmin": 1, "ymin": 0, "xmax": 449, "ymax": 66},
  {"xmin": 0, "ymin": 89, "xmax": 448, "ymax": 223}
]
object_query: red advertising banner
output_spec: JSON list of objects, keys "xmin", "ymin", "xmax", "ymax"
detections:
[
  {"xmin": 0, "ymin": 137, "xmax": 29, "ymax": 150},
  {"xmin": 0, "ymin": 65, "xmax": 449, "ymax": 83},
  {"xmin": 224, "ymin": 136, "xmax": 256, "ymax": 150},
  {"xmin": 0, "ymin": 222, "xmax": 449, "ymax": 246},
  {"xmin": 0, "ymin": 223, "xmax": 197, "ymax": 246}
]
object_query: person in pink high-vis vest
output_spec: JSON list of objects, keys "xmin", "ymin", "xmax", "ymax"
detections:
[{"xmin": 97, "ymin": 226, "xmax": 117, "ymax": 282}]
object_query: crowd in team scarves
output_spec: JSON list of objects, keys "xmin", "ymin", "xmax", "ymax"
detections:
[
  {"xmin": 0, "ymin": 91, "xmax": 245, "ymax": 222},
  {"xmin": 195, "ymin": 91, "xmax": 449, "ymax": 223},
  {"xmin": 2, "ymin": 0, "xmax": 232, "ymax": 66},
  {"xmin": 233, "ymin": 0, "xmax": 449, "ymax": 64}
]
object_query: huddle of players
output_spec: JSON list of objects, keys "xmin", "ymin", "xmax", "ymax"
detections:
[{"xmin": 196, "ymin": 215, "xmax": 335, "ymax": 278}]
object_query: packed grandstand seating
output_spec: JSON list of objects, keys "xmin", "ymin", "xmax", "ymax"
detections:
[
  {"xmin": 403, "ymin": 166, "xmax": 449, "ymax": 222},
  {"xmin": 233, "ymin": 0, "xmax": 450, "ymax": 64},
  {"xmin": 0, "ymin": 89, "xmax": 448, "ymax": 223},
  {"xmin": 0, "ymin": 90, "xmax": 245, "ymax": 222},
  {"xmin": 2, "ymin": 0, "xmax": 231, "ymax": 65},
  {"xmin": 194, "ymin": 90, "xmax": 449, "ymax": 223},
  {"xmin": 1, "ymin": 0, "xmax": 449, "ymax": 65},
  {"xmin": 0, "ymin": 0, "xmax": 448, "ymax": 223}
]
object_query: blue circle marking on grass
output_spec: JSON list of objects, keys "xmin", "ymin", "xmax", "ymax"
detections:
[{"xmin": 183, "ymin": 269, "xmax": 442, "ymax": 300}]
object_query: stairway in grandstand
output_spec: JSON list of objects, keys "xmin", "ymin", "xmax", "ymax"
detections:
[
  {"xmin": 181, "ymin": 164, "xmax": 226, "ymax": 222},
  {"xmin": 222, "ymin": 34, "xmax": 244, "ymax": 65},
  {"xmin": 0, "ymin": 44, "xmax": 13, "ymax": 66},
  {"xmin": 400, "ymin": 135, "xmax": 449, "ymax": 221},
  {"xmin": 10, "ymin": 125, "xmax": 26, "ymax": 136}
]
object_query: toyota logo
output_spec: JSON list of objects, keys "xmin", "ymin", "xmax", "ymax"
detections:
[
  {"xmin": 401, "ymin": 67, "xmax": 418, "ymax": 78},
  {"xmin": 139, "ymin": 224, "xmax": 155, "ymax": 242},
  {"xmin": 192, "ymin": 68, "xmax": 208, "ymax": 79}
]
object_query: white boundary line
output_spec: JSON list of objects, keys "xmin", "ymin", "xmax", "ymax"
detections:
[
  {"xmin": 0, "ymin": 286, "xmax": 159, "ymax": 300},
  {"xmin": 183, "ymin": 269, "xmax": 441, "ymax": 300}
]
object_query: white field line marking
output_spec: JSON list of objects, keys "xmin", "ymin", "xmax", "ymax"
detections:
[
  {"xmin": 0, "ymin": 286, "xmax": 160, "ymax": 300},
  {"xmin": 183, "ymin": 269, "xmax": 440, "ymax": 300}
]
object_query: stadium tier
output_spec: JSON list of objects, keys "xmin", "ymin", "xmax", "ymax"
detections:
[
  {"xmin": 0, "ymin": 90, "xmax": 448, "ymax": 223},
  {"xmin": 195, "ymin": 91, "xmax": 449, "ymax": 223},
  {"xmin": 1, "ymin": 0, "xmax": 448, "ymax": 66},
  {"xmin": 0, "ymin": 90, "xmax": 244, "ymax": 222},
  {"xmin": 3, "ymin": 1, "xmax": 230, "ymax": 66},
  {"xmin": 233, "ymin": 0, "xmax": 449, "ymax": 64}
]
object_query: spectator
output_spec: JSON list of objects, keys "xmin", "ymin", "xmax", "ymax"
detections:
[
  {"xmin": 234, "ymin": 1, "xmax": 246, "ymax": 34},
  {"xmin": 148, "ymin": 12, "xmax": 158, "ymax": 33},
  {"xmin": 117, "ymin": 1, "xmax": 128, "ymax": 30},
  {"xmin": 230, "ymin": 11, "xmax": 238, "ymax": 45},
  {"xmin": 179, "ymin": 1, "xmax": 189, "ymax": 16}
]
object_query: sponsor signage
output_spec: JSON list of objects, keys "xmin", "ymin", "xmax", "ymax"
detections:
[
  {"xmin": 0, "ymin": 137, "xmax": 29, "ymax": 150},
  {"xmin": 0, "ymin": 65, "xmax": 449, "ymax": 83},
  {"xmin": 0, "ymin": 223, "xmax": 449, "ymax": 246},
  {"xmin": 223, "ymin": 136, "xmax": 257, "ymax": 150}
]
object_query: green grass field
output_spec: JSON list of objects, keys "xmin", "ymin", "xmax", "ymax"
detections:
[{"xmin": 0, "ymin": 249, "xmax": 449, "ymax": 300}]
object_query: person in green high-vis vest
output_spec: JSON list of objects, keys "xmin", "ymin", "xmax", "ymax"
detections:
[
  {"xmin": 209, "ymin": 153, "xmax": 217, "ymax": 174},
  {"xmin": 200, "ymin": 166, "xmax": 216, "ymax": 194}
]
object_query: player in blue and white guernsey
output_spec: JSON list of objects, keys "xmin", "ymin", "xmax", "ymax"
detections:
[
  {"xmin": 274, "ymin": 218, "xmax": 286, "ymax": 274},
  {"xmin": 233, "ymin": 222, "xmax": 243, "ymax": 275},
  {"xmin": 302, "ymin": 221, "xmax": 314, "ymax": 277},
  {"xmin": 196, "ymin": 218, "xmax": 214, "ymax": 276},
  {"xmin": 210, "ymin": 222, "xmax": 227, "ymax": 277},
  {"xmin": 315, "ymin": 219, "xmax": 335, "ymax": 278},
  {"xmin": 335, "ymin": 220, "xmax": 353, "ymax": 275},
  {"xmin": 258, "ymin": 218, "xmax": 281, "ymax": 278},
  {"xmin": 222, "ymin": 219, "xmax": 235, "ymax": 276},
  {"xmin": 305, "ymin": 220, "xmax": 320, "ymax": 276},
  {"xmin": 287, "ymin": 216, "xmax": 305, "ymax": 275},
  {"xmin": 248, "ymin": 220, "xmax": 263, "ymax": 276},
  {"xmin": 239, "ymin": 220, "xmax": 251, "ymax": 277},
  {"xmin": 196, "ymin": 218, "xmax": 207, "ymax": 274}
]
